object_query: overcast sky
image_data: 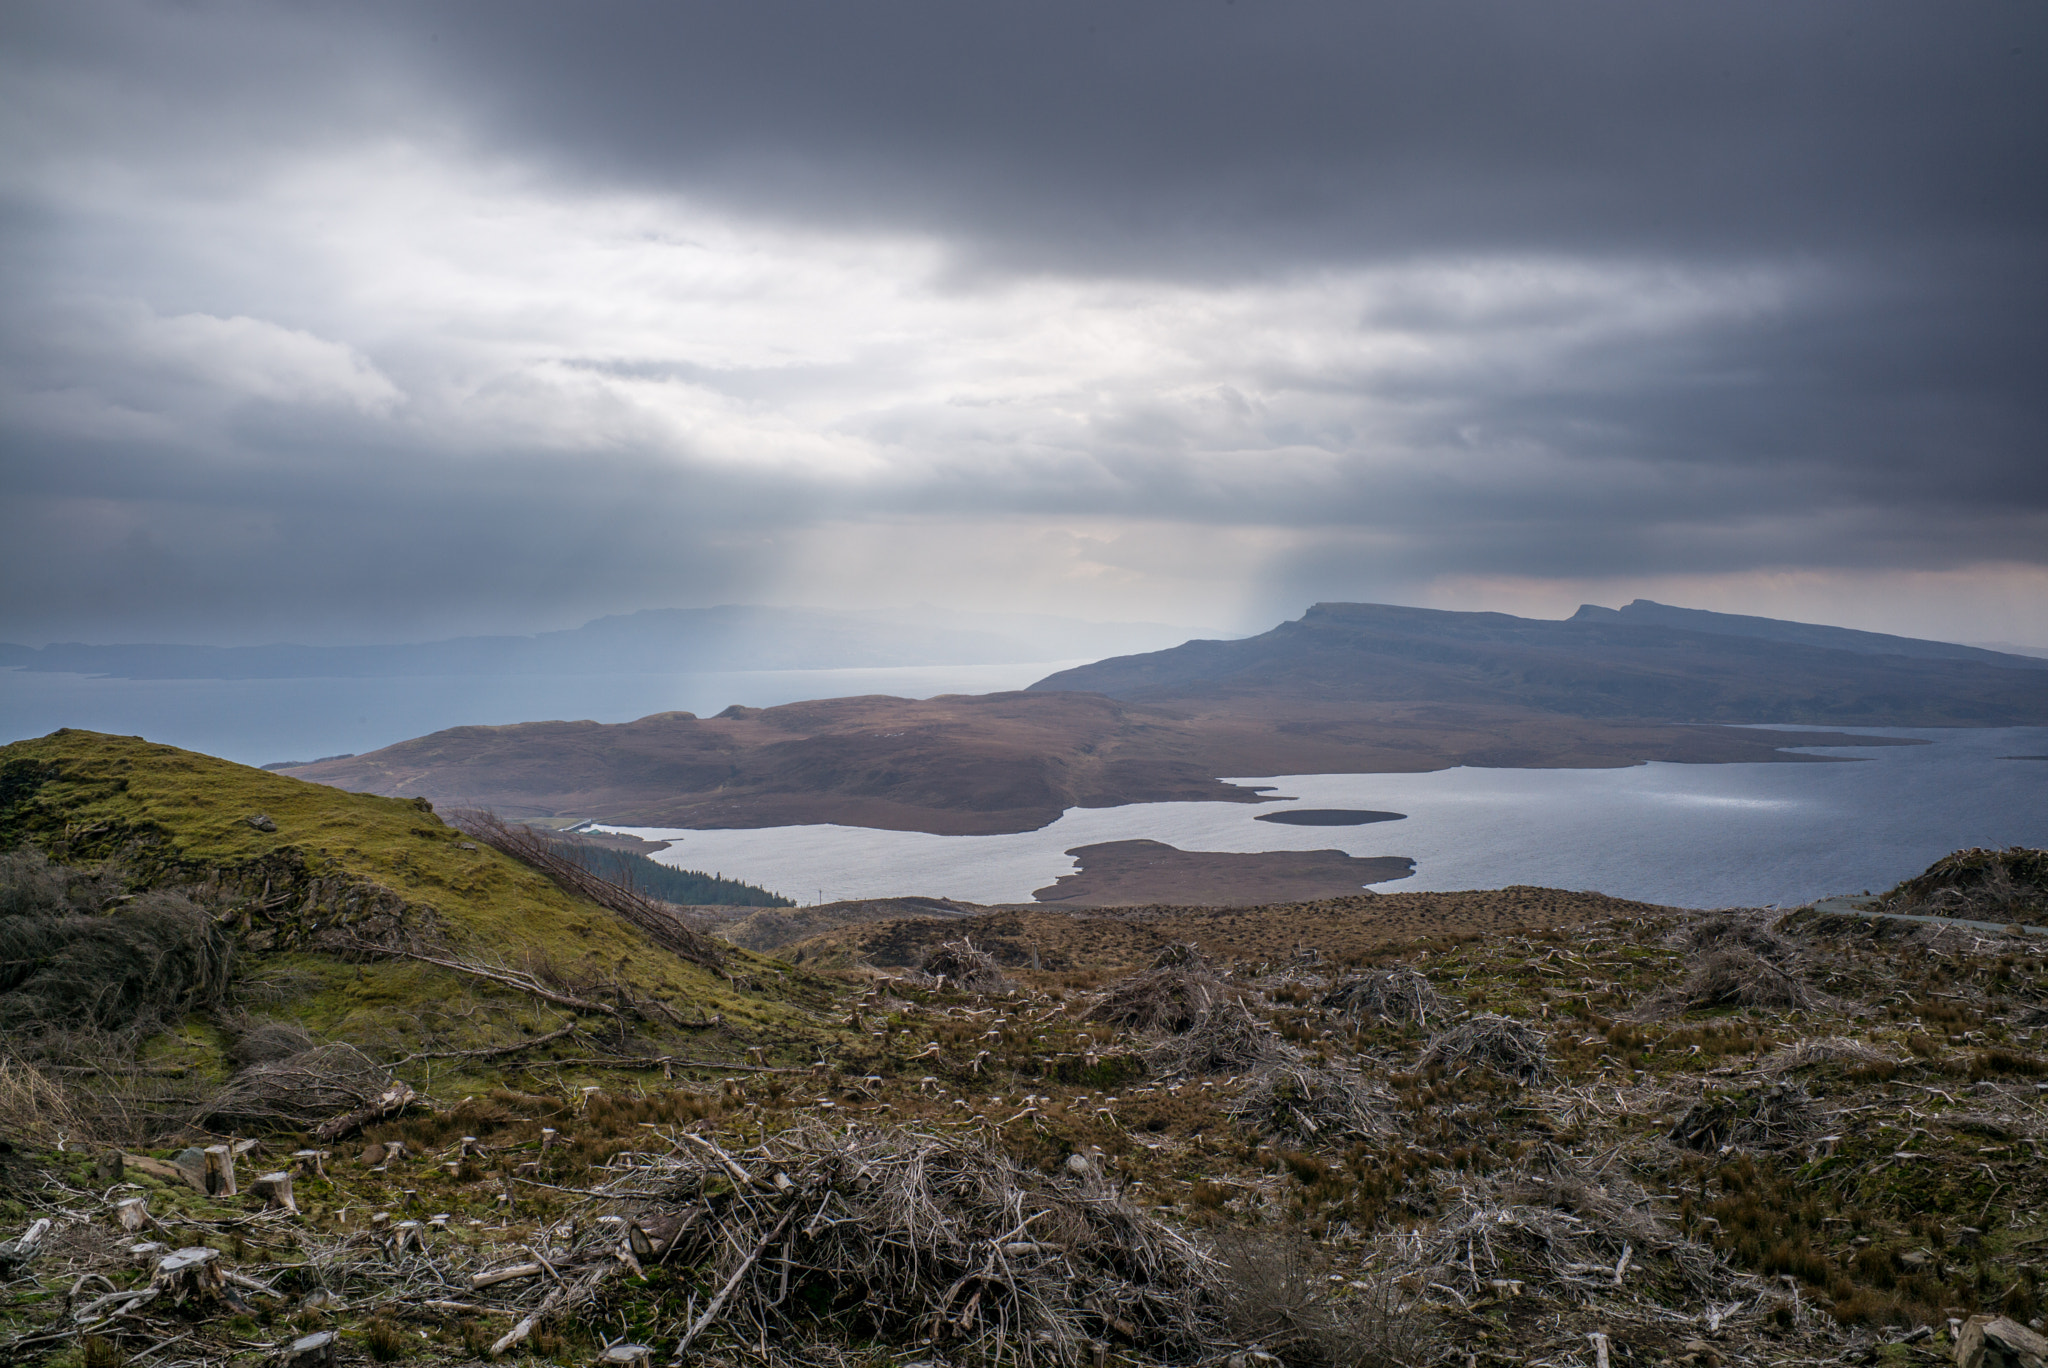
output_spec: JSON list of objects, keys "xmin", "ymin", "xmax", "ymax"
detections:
[{"xmin": 3, "ymin": 1, "xmax": 2044, "ymax": 647}]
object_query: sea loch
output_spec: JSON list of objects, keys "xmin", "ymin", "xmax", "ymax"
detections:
[{"xmin": 607, "ymin": 726, "xmax": 2048, "ymax": 910}]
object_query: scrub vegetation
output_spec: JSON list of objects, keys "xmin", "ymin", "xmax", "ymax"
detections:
[{"xmin": 2, "ymin": 729, "xmax": 2046, "ymax": 1368}]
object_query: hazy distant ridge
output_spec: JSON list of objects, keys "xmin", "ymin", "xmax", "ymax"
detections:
[{"xmin": 0, "ymin": 606, "xmax": 1203, "ymax": 680}]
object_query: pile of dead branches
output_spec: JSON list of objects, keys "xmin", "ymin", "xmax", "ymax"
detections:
[
  {"xmin": 569, "ymin": 1122, "xmax": 1216, "ymax": 1365},
  {"xmin": 1088, "ymin": 948, "xmax": 1232, "ymax": 1033},
  {"xmin": 1145, "ymin": 1002, "xmax": 1289, "ymax": 1076},
  {"xmin": 1759, "ymin": 1036, "xmax": 1901, "ymax": 1075},
  {"xmin": 1224, "ymin": 1058, "xmax": 1396, "ymax": 1142},
  {"xmin": 1211, "ymin": 1230, "xmax": 1430, "ymax": 1368},
  {"xmin": 193, "ymin": 1043, "xmax": 394, "ymax": 1132},
  {"xmin": 1666, "ymin": 1082, "xmax": 1821, "ymax": 1153},
  {"xmin": 914, "ymin": 938, "xmax": 1009, "ymax": 993},
  {"xmin": 1322, "ymin": 967, "xmax": 1443, "ymax": 1028},
  {"xmin": 1629, "ymin": 946, "xmax": 1813, "ymax": 1020},
  {"xmin": 1418, "ymin": 1014, "xmax": 1548, "ymax": 1083},
  {"xmin": 447, "ymin": 809, "xmax": 723, "ymax": 969},
  {"xmin": 1686, "ymin": 913, "xmax": 1797, "ymax": 961},
  {"xmin": 1881, "ymin": 846, "xmax": 2048, "ymax": 922},
  {"xmin": 1082, "ymin": 947, "xmax": 1292, "ymax": 1074},
  {"xmin": 1372, "ymin": 1152, "xmax": 1735, "ymax": 1308}
]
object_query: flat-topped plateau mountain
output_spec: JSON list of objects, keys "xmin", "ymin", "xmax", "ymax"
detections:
[
  {"xmin": 1029, "ymin": 598, "xmax": 2048, "ymax": 715},
  {"xmin": 283, "ymin": 600, "xmax": 2043, "ymax": 835}
]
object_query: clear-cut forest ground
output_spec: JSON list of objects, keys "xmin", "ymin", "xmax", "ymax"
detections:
[{"xmin": 5, "ymin": 730, "xmax": 2048, "ymax": 1368}]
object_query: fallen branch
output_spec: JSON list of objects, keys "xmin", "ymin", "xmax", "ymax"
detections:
[
  {"xmin": 342, "ymin": 943, "xmax": 623, "ymax": 1018},
  {"xmin": 395, "ymin": 1022, "xmax": 582, "ymax": 1065},
  {"xmin": 676, "ymin": 1204, "xmax": 798, "ymax": 1354},
  {"xmin": 313, "ymin": 1080, "xmax": 421, "ymax": 1143}
]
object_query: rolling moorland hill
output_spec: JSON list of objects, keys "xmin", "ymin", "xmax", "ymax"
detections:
[
  {"xmin": 280, "ymin": 600, "xmax": 2037, "ymax": 835},
  {"xmin": 1028, "ymin": 600, "xmax": 2048, "ymax": 719},
  {"xmin": 5, "ymin": 733, "xmax": 2048, "ymax": 1366}
]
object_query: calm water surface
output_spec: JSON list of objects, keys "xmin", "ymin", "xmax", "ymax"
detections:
[{"xmin": 609, "ymin": 727, "xmax": 2048, "ymax": 910}]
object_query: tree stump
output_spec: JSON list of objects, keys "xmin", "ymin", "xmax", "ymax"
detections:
[
  {"xmin": 0, "ymin": 1218, "xmax": 52, "ymax": 1278},
  {"xmin": 152, "ymin": 1247, "xmax": 226, "ymax": 1305},
  {"xmin": 597, "ymin": 1345, "xmax": 653, "ymax": 1368},
  {"xmin": 282, "ymin": 1330, "xmax": 338, "ymax": 1368},
  {"xmin": 250, "ymin": 1171, "xmax": 297, "ymax": 1213},
  {"xmin": 96, "ymin": 1151, "xmax": 125, "ymax": 1183},
  {"xmin": 291, "ymin": 1149, "xmax": 328, "ymax": 1180},
  {"xmin": 115, "ymin": 1196, "xmax": 151, "ymax": 1232},
  {"xmin": 202, "ymin": 1144, "xmax": 237, "ymax": 1197}
]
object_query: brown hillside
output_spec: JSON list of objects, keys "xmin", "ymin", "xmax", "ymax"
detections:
[{"xmin": 288, "ymin": 690, "xmax": 1908, "ymax": 835}]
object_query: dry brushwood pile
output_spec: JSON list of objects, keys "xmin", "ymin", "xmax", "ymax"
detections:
[
  {"xmin": 13, "ymin": 852, "xmax": 2048, "ymax": 1368},
  {"xmin": 913, "ymin": 937, "xmax": 1010, "ymax": 993},
  {"xmin": 544, "ymin": 1122, "xmax": 1215, "ymax": 1363},
  {"xmin": 1323, "ymin": 967, "xmax": 1444, "ymax": 1028},
  {"xmin": 1879, "ymin": 846, "xmax": 2048, "ymax": 924}
]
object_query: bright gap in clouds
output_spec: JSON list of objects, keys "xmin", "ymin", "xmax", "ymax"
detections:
[
  {"xmin": 23, "ymin": 142, "xmax": 1806, "ymax": 499},
  {"xmin": 7, "ymin": 136, "xmax": 2042, "ymax": 644}
]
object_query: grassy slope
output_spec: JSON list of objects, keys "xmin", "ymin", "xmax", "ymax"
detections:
[{"xmin": 0, "ymin": 729, "xmax": 834, "ymax": 1071}]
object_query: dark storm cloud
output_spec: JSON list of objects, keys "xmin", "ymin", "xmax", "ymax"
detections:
[{"xmin": 1, "ymin": 1, "xmax": 2044, "ymax": 644}]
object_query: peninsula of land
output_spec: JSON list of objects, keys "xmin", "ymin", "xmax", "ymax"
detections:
[{"xmin": 284, "ymin": 599, "xmax": 2046, "ymax": 836}]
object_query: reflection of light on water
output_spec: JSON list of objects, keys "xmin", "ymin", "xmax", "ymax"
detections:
[
  {"xmin": 602, "ymin": 726, "xmax": 2048, "ymax": 911},
  {"xmin": 1640, "ymin": 794, "xmax": 1801, "ymax": 811}
]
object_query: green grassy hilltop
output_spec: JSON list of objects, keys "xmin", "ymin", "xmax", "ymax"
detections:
[{"xmin": 0, "ymin": 729, "xmax": 833, "ymax": 1091}]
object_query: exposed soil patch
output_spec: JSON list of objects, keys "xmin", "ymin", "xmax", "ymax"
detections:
[{"xmin": 1033, "ymin": 838, "xmax": 1413, "ymax": 907}]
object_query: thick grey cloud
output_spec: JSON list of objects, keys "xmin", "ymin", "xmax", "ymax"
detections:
[{"xmin": 1, "ymin": 1, "xmax": 2044, "ymax": 646}]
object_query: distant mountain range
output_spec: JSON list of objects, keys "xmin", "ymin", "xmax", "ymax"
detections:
[
  {"xmin": 281, "ymin": 599, "xmax": 2048, "ymax": 834},
  {"xmin": 0, "ymin": 606, "xmax": 1205, "ymax": 679}
]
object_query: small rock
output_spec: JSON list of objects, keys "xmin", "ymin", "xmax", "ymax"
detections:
[
  {"xmin": 245, "ymin": 813, "xmax": 277, "ymax": 832},
  {"xmin": 171, "ymin": 1146, "xmax": 208, "ymax": 1190}
]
